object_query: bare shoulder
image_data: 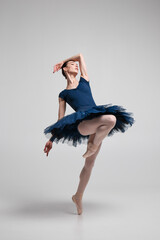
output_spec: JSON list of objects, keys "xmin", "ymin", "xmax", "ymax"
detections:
[{"xmin": 80, "ymin": 74, "xmax": 90, "ymax": 82}]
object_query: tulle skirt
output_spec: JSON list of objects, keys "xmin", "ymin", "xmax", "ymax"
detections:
[{"xmin": 44, "ymin": 104, "xmax": 135, "ymax": 147}]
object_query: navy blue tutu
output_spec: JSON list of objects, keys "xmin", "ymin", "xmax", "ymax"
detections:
[
  {"xmin": 44, "ymin": 76, "xmax": 135, "ymax": 147},
  {"xmin": 44, "ymin": 103, "xmax": 135, "ymax": 147}
]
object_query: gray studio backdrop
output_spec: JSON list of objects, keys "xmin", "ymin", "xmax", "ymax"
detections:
[{"xmin": 0, "ymin": 0, "xmax": 159, "ymax": 213}]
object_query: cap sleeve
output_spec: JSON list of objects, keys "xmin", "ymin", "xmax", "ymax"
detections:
[{"xmin": 58, "ymin": 90, "xmax": 66, "ymax": 101}]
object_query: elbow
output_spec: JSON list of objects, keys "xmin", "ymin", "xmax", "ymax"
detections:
[
  {"xmin": 79, "ymin": 53, "xmax": 83, "ymax": 58},
  {"xmin": 79, "ymin": 53, "xmax": 84, "ymax": 62}
]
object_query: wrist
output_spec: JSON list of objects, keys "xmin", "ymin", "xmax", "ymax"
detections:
[{"xmin": 49, "ymin": 137, "xmax": 53, "ymax": 143}]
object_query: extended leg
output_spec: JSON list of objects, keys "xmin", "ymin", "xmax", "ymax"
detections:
[{"xmin": 72, "ymin": 133, "xmax": 102, "ymax": 215}]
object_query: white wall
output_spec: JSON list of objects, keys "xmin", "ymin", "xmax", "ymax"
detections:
[{"xmin": 0, "ymin": 0, "xmax": 159, "ymax": 202}]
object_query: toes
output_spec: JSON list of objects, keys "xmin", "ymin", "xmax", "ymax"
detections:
[
  {"xmin": 82, "ymin": 141, "xmax": 99, "ymax": 159},
  {"xmin": 72, "ymin": 195, "xmax": 83, "ymax": 215},
  {"xmin": 83, "ymin": 151, "xmax": 92, "ymax": 158},
  {"xmin": 82, "ymin": 144, "xmax": 98, "ymax": 158}
]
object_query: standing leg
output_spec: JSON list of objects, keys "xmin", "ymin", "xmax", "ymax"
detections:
[{"xmin": 72, "ymin": 133, "xmax": 102, "ymax": 215}]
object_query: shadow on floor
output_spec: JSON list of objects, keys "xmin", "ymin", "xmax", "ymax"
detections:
[{"xmin": 0, "ymin": 198, "xmax": 115, "ymax": 218}]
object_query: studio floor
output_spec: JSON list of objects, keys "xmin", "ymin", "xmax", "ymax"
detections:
[{"xmin": 0, "ymin": 187, "xmax": 159, "ymax": 240}]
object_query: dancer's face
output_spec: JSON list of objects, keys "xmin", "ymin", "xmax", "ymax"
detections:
[{"xmin": 65, "ymin": 61, "xmax": 79, "ymax": 75}]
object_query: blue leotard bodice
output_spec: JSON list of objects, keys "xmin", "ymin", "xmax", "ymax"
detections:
[
  {"xmin": 44, "ymin": 76, "xmax": 135, "ymax": 146},
  {"xmin": 59, "ymin": 76, "xmax": 97, "ymax": 111}
]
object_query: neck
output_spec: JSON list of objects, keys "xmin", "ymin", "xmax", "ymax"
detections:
[{"xmin": 66, "ymin": 73, "xmax": 77, "ymax": 85}]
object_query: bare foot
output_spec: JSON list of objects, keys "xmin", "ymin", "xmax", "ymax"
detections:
[
  {"xmin": 72, "ymin": 194, "xmax": 83, "ymax": 215},
  {"xmin": 82, "ymin": 142, "xmax": 99, "ymax": 158}
]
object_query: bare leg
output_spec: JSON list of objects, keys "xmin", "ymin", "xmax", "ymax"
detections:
[
  {"xmin": 72, "ymin": 133, "xmax": 102, "ymax": 215},
  {"xmin": 77, "ymin": 115, "xmax": 117, "ymax": 158},
  {"xmin": 72, "ymin": 115, "xmax": 116, "ymax": 214}
]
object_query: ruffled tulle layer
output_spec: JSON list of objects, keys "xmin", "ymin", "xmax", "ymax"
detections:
[{"xmin": 44, "ymin": 104, "xmax": 135, "ymax": 147}]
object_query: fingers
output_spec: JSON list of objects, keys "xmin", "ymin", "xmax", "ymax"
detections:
[
  {"xmin": 44, "ymin": 145, "xmax": 48, "ymax": 153},
  {"xmin": 44, "ymin": 147, "xmax": 49, "ymax": 157},
  {"xmin": 46, "ymin": 147, "xmax": 51, "ymax": 156},
  {"xmin": 53, "ymin": 67, "xmax": 58, "ymax": 73},
  {"xmin": 53, "ymin": 63, "xmax": 63, "ymax": 73},
  {"xmin": 44, "ymin": 144, "xmax": 52, "ymax": 157},
  {"xmin": 53, "ymin": 66, "xmax": 56, "ymax": 73}
]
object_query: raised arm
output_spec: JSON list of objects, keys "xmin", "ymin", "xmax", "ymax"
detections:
[
  {"xmin": 62, "ymin": 53, "xmax": 81, "ymax": 63},
  {"xmin": 79, "ymin": 54, "xmax": 89, "ymax": 82},
  {"xmin": 57, "ymin": 53, "xmax": 89, "ymax": 81}
]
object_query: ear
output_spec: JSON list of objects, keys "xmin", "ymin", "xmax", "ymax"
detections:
[{"xmin": 63, "ymin": 66, "xmax": 67, "ymax": 72}]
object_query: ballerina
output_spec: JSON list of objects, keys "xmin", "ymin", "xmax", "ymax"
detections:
[{"xmin": 43, "ymin": 53, "xmax": 135, "ymax": 215}]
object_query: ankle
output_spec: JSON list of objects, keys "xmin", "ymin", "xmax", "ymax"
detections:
[{"xmin": 75, "ymin": 192, "xmax": 83, "ymax": 200}]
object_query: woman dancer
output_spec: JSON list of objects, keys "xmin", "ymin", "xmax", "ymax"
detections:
[{"xmin": 44, "ymin": 53, "xmax": 135, "ymax": 215}]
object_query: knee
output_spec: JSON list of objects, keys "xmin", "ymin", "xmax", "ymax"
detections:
[
  {"xmin": 108, "ymin": 115, "xmax": 117, "ymax": 127},
  {"xmin": 102, "ymin": 114, "xmax": 116, "ymax": 127}
]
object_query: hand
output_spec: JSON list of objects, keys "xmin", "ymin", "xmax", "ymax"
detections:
[
  {"xmin": 44, "ymin": 140, "xmax": 53, "ymax": 156},
  {"xmin": 53, "ymin": 61, "xmax": 64, "ymax": 73}
]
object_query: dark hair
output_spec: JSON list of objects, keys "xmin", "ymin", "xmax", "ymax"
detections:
[{"xmin": 61, "ymin": 60, "xmax": 73, "ymax": 79}]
